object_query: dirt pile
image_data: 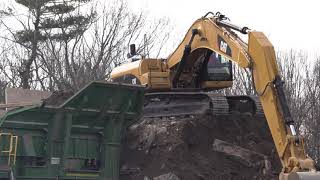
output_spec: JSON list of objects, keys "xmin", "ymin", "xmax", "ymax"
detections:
[
  {"xmin": 120, "ymin": 113, "xmax": 281, "ymax": 180},
  {"xmin": 43, "ymin": 90, "xmax": 74, "ymax": 106},
  {"xmin": 41, "ymin": 88, "xmax": 281, "ymax": 179}
]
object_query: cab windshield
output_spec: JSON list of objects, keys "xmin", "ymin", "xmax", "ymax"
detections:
[{"xmin": 206, "ymin": 51, "xmax": 232, "ymax": 81}]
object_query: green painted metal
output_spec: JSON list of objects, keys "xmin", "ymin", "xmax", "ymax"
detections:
[{"xmin": 0, "ymin": 81, "xmax": 144, "ymax": 180}]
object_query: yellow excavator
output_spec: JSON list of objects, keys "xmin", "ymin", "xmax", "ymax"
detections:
[{"xmin": 110, "ymin": 12, "xmax": 320, "ymax": 180}]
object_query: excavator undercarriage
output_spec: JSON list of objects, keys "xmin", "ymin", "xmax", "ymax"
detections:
[{"xmin": 143, "ymin": 92, "xmax": 264, "ymax": 118}]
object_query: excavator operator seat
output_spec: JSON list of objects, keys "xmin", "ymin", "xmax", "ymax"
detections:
[
  {"xmin": 190, "ymin": 48, "xmax": 233, "ymax": 89},
  {"xmin": 206, "ymin": 51, "xmax": 232, "ymax": 81}
]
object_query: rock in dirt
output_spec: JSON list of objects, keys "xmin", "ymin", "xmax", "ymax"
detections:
[{"xmin": 212, "ymin": 139, "xmax": 266, "ymax": 167}]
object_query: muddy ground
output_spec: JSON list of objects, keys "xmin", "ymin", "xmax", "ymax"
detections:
[{"xmin": 120, "ymin": 113, "xmax": 281, "ymax": 180}]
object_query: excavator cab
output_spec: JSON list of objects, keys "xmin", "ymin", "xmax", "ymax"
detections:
[
  {"xmin": 205, "ymin": 51, "xmax": 232, "ymax": 81},
  {"xmin": 184, "ymin": 48, "xmax": 233, "ymax": 89}
]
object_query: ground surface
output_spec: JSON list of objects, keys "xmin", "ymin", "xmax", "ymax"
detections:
[{"xmin": 120, "ymin": 113, "xmax": 281, "ymax": 180}]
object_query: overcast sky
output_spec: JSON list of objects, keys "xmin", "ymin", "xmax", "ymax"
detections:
[
  {"xmin": 126, "ymin": 0, "xmax": 320, "ymax": 56},
  {"xmin": 3, "ymin": 0, "xmax": 319, "ymax": 57}
]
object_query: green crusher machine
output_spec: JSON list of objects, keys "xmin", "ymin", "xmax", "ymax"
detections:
[{"xmin": 0, "ymin": 81, "xmax": 144, "ymax": 180}]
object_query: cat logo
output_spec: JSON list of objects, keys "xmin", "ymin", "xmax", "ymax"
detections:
[
  {"xmin": 217, "ymin": 35, "xmax": 232, "ymax": 57},
  {"xmin": 219, "ymin": 41, "xmax": 228, "ymax": 53},
  {"xmin": 132, "ymin": 78, "xmax": 137, "ymax": 85}
]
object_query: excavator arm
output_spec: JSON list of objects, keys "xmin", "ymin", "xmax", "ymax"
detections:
[
  {"xmin": 169, "ymin": 13, "xmax": 319, "ymax": 179},
  {"xmin": 248, "ymin": 31, "xmax": 317, "ymax": 179}
]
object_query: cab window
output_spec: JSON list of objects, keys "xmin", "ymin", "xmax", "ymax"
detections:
[{"xmin": 206, "ymin": 51, "xmax": 232, "ymax": 81}]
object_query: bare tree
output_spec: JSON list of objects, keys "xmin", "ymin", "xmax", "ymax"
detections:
[
  {"xmin": 37, "ymin": 1, "xmax": 171, "ymax": 91},
  {"xmin": 0, "ymin": 0, "xmax": 171, "ymax": 92},
  {"xmin": 0, "ymin": 0, "xmax": 96, "ymax": 89},
  {"xmin": 303, "ymin": 58, "xmax": 320, "ymax": 165},
  {"xmin": 223, "ymin": 64, "xmax": 255, "ymax": 96},
  {"xmin": 277, "ymin": 50, "xmax": 309, "ymax": 132}
]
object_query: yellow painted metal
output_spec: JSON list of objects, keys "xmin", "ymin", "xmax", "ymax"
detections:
[
  {"xmin": 110, "ymin": 59, "xmax": 170, "ymax": 88},
  {"xmin": 110, "ymin": 60, "xmax": 141, "ymax": 81},
  {"xmin": 146, "ymin": 71, "xmax": 171, "ymax": 89},
  {"xmin": 166, "ymin": 18, "xmax": 250, "ymax": 69},
  {"xmin": 0, "ymin": 132, "xmax": 18, "ymax": 165}
]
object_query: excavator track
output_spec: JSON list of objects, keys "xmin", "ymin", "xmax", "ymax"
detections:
[{"xmin": 143, "ymin": 92, "xmax": 264, "ymax": 118}]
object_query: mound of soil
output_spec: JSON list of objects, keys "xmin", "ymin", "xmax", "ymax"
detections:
[
  {"xmin": 120, "ymin": 113, "xmax": 281, "ymax": 180},
  {"xmin": 44, "ymin": 90, "xmax": 74, "ymax": 106},
  {"xmin": 41, "ymin": 88, "xmax": 282, "ymax": 179}
]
